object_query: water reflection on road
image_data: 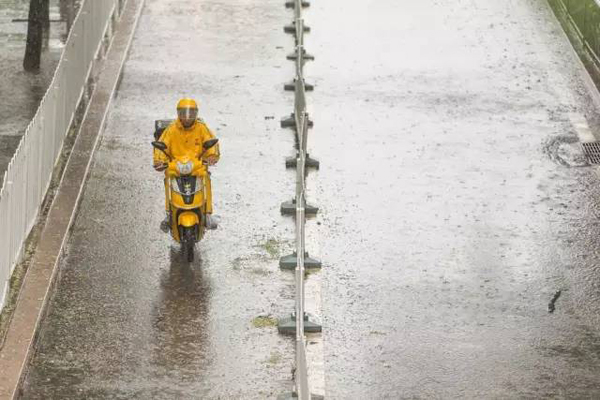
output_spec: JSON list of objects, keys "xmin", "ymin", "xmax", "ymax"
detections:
[{"xmin": 148, "ymin": 248, "xmax": 212, "ymax": 384}]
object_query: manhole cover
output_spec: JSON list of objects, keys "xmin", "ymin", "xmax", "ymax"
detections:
[{"xmin": 581, "ymin": 142, "xmax": 600, "ymax": 164}]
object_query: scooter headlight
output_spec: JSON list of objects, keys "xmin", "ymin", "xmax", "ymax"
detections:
[{"xmin": 177, "ymin": 161, "xmax": 193, "ymax": 175}]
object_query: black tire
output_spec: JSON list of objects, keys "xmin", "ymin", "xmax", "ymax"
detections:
[
  {"xmin": 182, "ymin": 227, "xmax": 195, "ymax": 262},
  {"xmin": 184, "ymin": 241, "xmax": 194, "ymax": 262}
]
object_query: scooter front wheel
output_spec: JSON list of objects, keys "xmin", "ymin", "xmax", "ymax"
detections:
[{"xmin": 181, "ymin": 227, "xmax": 196, "ymax": 262}]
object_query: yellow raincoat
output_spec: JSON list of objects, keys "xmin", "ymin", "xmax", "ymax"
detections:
[{"xmin": 153, "ymin": 118, "xmax": 220, "ymax": 213}]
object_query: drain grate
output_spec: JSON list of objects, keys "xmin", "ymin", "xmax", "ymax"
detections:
[{"xmin": 581, "ymin": 142, "xmax": 600, "ymax": 165}]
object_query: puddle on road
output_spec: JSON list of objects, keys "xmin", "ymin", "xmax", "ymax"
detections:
[{"xmin": 542, "ymin": 134, "xmax": 589, "ymax": 167}]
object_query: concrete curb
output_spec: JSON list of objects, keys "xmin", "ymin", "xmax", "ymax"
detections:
[{"xmin": 0, "ymin": 0, "xmax": 145, "ymax": 398}]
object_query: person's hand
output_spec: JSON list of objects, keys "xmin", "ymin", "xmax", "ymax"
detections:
[
  {"xmin": 153, "ymin": 162, "xmax": 168, "ymax": 172},
  {"xmin": 205, "ymin": 155, "xmax": 218, "ymax": 166}
]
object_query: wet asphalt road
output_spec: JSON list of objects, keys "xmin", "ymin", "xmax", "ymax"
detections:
[
  {"xmin": 20, "ymin": 0, "xmax": 600, "ymax": 398},
  {"xmin": 22, "ymin": 0, "xmax": 299, "ymax": 398},
  {"xmin": 309, "ymin": 0, "xmax": 600, "ymax": 398}
]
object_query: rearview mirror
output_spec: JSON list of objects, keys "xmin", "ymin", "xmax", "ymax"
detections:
[
  {"xmin": 152, "ymin": 141, "xmax": 167, "ymax": 151},
  {"xmin": 203, "ymin": 138, "xmax": 219, "ymax": 150}
]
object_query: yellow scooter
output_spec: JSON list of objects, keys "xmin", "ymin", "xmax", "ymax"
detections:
[{"xmin": 152, "ymin": 138, "xmax": 219, "ymax": 262}]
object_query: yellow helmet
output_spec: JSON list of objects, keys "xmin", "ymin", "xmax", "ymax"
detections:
[
  {"xmin": 177, "ymin": 98, "xmax": 198, "ymax": 110},
  {"xmin": 177, "ymin": 98, "xmax": 198, "ymax": 129}
]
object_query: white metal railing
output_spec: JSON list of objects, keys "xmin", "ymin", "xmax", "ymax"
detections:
[
  {"xmin": 294, "ymin": 121, "xmax": 310, "ymax": 399},
  {"xmin": 0, "ymin": 0, "xmax": 122, "ymax": 313},
  {"xmin": 284, "ymin": 0, "xmax": 318, "ymax": 398}
]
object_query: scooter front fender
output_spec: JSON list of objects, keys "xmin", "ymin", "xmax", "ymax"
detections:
[{"xmin": 178, "ymin": 211, "xmax": 199, "ymax": 227}]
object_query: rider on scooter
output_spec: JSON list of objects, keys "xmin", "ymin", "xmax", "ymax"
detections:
[{"xmin": 153, "ymin": 98, "xmax": 220, "ymax": 231}]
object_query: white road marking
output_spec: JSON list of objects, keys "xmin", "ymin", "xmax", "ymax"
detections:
[{"xmin": 304, "ymin": 219, "xmax": 325, "ymax": 398}]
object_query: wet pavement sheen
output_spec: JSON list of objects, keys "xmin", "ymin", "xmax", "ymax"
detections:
[
  {"xmin": 19, "ymin": 0, "xmax": 600, "ymax": 398},
  {"xmin": 21, "ymin": 0, "xmax": 298, "ymax": 398},
  {"xmin": 309, "ymin": 0, "xmax": 600, "ymax": 398}
]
